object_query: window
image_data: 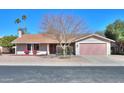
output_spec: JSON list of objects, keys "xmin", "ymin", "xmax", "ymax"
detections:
[
  {"xmin": 27, "ymin": 44, "xmax": 31, "ymax": 50},
  {"xmin": 34, "ymin": 44, "xmax": 39, "ymax": 50}
]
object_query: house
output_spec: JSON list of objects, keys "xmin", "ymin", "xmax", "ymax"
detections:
[
  {"xmin": 0, "ymin": 46, "xmax": 2, "ymax": 53},
  {"xmin": 12, "ymin": 30, "xmax": 115, "ymax": 56},
  {"xmin": 0, "ymin": 46, "xmax": 10, "ymax": 54},
  {"xmin": 0, "ymin": 36, "xmax": 13, "ymax": 54},
  {"xmin": 0, "ymin": 37, "xmax": 2, "ymax": 53}
]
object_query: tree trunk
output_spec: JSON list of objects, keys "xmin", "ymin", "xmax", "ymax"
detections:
[
  {"xmin": 62, "ymin": 45, "xmax": 66, "ymax": 57},
  {"xmin": 18, "ymin": 24, "xmax": 20, "ymax": 29},
  {"xmin": 63, "ymin": 49, "xmax": 66, "ymax": 57}
]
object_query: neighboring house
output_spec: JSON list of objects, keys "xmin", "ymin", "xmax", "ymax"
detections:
[
  {"xmin": 0, "ymin": 46, "xmax": 13, "ymax": 54},
  {"xmin": 12, "ymin": 30, "xmax": 115, "ymax": 56},
  {"xmin": 0, "ymin": 36, "xmax": 12, "ymax": 54},
  {"xmin": 0, "ymin": 45, "xmax": 10, "ymax": 54},
  {"xmin": 0, "ymin": 46, "xmax": 2, "ymax": 53},
  {"xmin": 0, "ymin": 37, "xmax": 2, "ymax": 53}
]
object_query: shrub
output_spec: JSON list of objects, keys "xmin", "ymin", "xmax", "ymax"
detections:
[
  {"xmin": 24, "ymin": 49, "xmax": 29, "ymax": 54},
  {"xmin": 33, "ymin": 50, "xmax": 37, "ymax": 55},
  {"xmin": 56, "ymin": 45, "xmax": 74, "ymax": 56}
]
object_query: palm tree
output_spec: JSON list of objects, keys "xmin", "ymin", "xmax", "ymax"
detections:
[
  {"xmin": 22, "ymin": 15, "xmax": 27, "ymax": 20},
  {"xmin": 15, "ymin": 18, "xmax": 21, "ymax": 29},
  {"xmin": 22, "ymin": 15, "xmax": 27, "ymax": 27},
  {"xmin": 22, "ymin": 15, "xmax": 27, "ymax": 33}
]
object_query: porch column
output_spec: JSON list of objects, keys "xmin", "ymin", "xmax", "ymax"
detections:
[
  {"xmin": 47, "ymin": 44, "xmax": 50, "ymax": 55},
  {"xmin": 30, "ymin": 44, "xmax": 33, "ymax": 55},
  {"xmin": 15, "ymin": 45, "xmax": 17, "ymax": 55}
]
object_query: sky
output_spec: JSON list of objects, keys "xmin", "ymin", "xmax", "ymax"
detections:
[{"xmin": 1, "ymin": 9, "xmax": 124, "ymax": 36}]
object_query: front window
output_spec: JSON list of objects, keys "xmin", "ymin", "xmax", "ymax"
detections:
[
  {"xmin": 27, "ymin": 44, "xmax": 31, "ymax": 51},
  {"xmin": 34, "ymin": 44, "xmax": 39, "ymax": 50}
]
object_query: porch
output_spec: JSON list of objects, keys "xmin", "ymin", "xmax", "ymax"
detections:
[
  {"xmin": 15, "ymin": 43, "xmax": 75, "ymax": 56},
  {"xmin": 15, "ymin": 44, "xmax": 47, "ymax": 55}
]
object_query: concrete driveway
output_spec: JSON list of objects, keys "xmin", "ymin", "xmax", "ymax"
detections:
[
  {"xmin": 80, "ymin": 55, "xmax": 124, "ymax": 65},
  {"xmin": 0, "ymin": 54, "xmax": 124, "ymax": 66}
]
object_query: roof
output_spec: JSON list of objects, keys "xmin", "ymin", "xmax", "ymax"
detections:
[
  {"xmin": 12, "ymin": 33, "xmax": 115, "ymax": 44},
  {"xmin": 74, "ymin": 34, "xmax": 115, "ymax": 42},
  {"xmin": 12, "ymin": 34, "xmax": 58, "ymax": 44}
]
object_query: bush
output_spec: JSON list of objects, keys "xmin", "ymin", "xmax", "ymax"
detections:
[
  {"xmin": 24, "ymin": 49, "xmax": 29, "ymax": 54},
  {"xmin": 56, "ymin": 45, "xmax": 73, "ymax": 56},
  {"xmin": 67, "ymin": 46, "xmax": 73, "ymax": 55},
  {"xmin": 33, "ymin": 50, "xmax": 37, "ymax": 55}
]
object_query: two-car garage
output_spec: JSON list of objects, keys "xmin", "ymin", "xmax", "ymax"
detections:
[
  {"xmin": 79, "ymin": 43, "xmax": 107, "ymax": 55},
  {"xmin": 75, "ymin": 34, "xmax": 115, "ymax": 56}
]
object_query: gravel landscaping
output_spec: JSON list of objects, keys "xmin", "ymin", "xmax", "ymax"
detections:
[{"xmin": 0, "ymin": 54, "xmax": 124, "ymax": 66}]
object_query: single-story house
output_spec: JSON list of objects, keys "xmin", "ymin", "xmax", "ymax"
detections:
[
  {"xmin": 0, "ymin": 46, "xmax": 2, "ymax": 53},
  {"xmin": 0, "ymin": 46, "xmax": 15, "ymax": 54},
  {"xmin": 0, "ymin": 36, "xmax": 13, "ymax": 54},
  {"xmin": 12, "ymin": 30, "xmax": 115, "ymax": 56},
  {"xmin": 0, "ymin": 37, "xmax": 2, "ymax": 53}
]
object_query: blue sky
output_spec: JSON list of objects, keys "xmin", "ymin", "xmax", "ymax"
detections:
[{"xmin": 1, "ymin": 9, "xmax": 124, "ymax": 36}]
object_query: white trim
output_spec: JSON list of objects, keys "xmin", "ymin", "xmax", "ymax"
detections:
[
  {"xmin": 30, "ymin": 44, "xmax": 33, "ymax": 55},
  {"xmin": 15, "ymin": 45, "xmax": 17, "ymax": 55},
  {"xmin": 47, "ymin": 44, "xmax": 50, "ymax": 55},
  {"xmin": 11, "ymin": 42, "xmax": 57, "ymax": 44}
]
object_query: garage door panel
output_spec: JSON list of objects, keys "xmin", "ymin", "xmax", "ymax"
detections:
[{"xmin": 80, "ymin": 43, "xmax": 107, "ymax": 55}]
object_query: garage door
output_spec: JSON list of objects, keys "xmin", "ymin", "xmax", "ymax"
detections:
[{"xmin": 80, "ymin": 43, "xmax": 107, "ymax": 55}]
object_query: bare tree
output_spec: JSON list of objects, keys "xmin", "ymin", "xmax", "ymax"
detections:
[{"xmin": 41, "ymin": 14, "xmax": 88, "ymax": 56}]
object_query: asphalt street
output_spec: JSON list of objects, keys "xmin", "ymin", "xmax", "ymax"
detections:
[{"xmin": 0, "ymin": 66, "xmax": 123, "ymax": 83}]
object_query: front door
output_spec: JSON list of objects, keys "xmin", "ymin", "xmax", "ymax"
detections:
[{"xmin": 49, "ymin": 44, "xmax": 56, "ymax": 54}]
